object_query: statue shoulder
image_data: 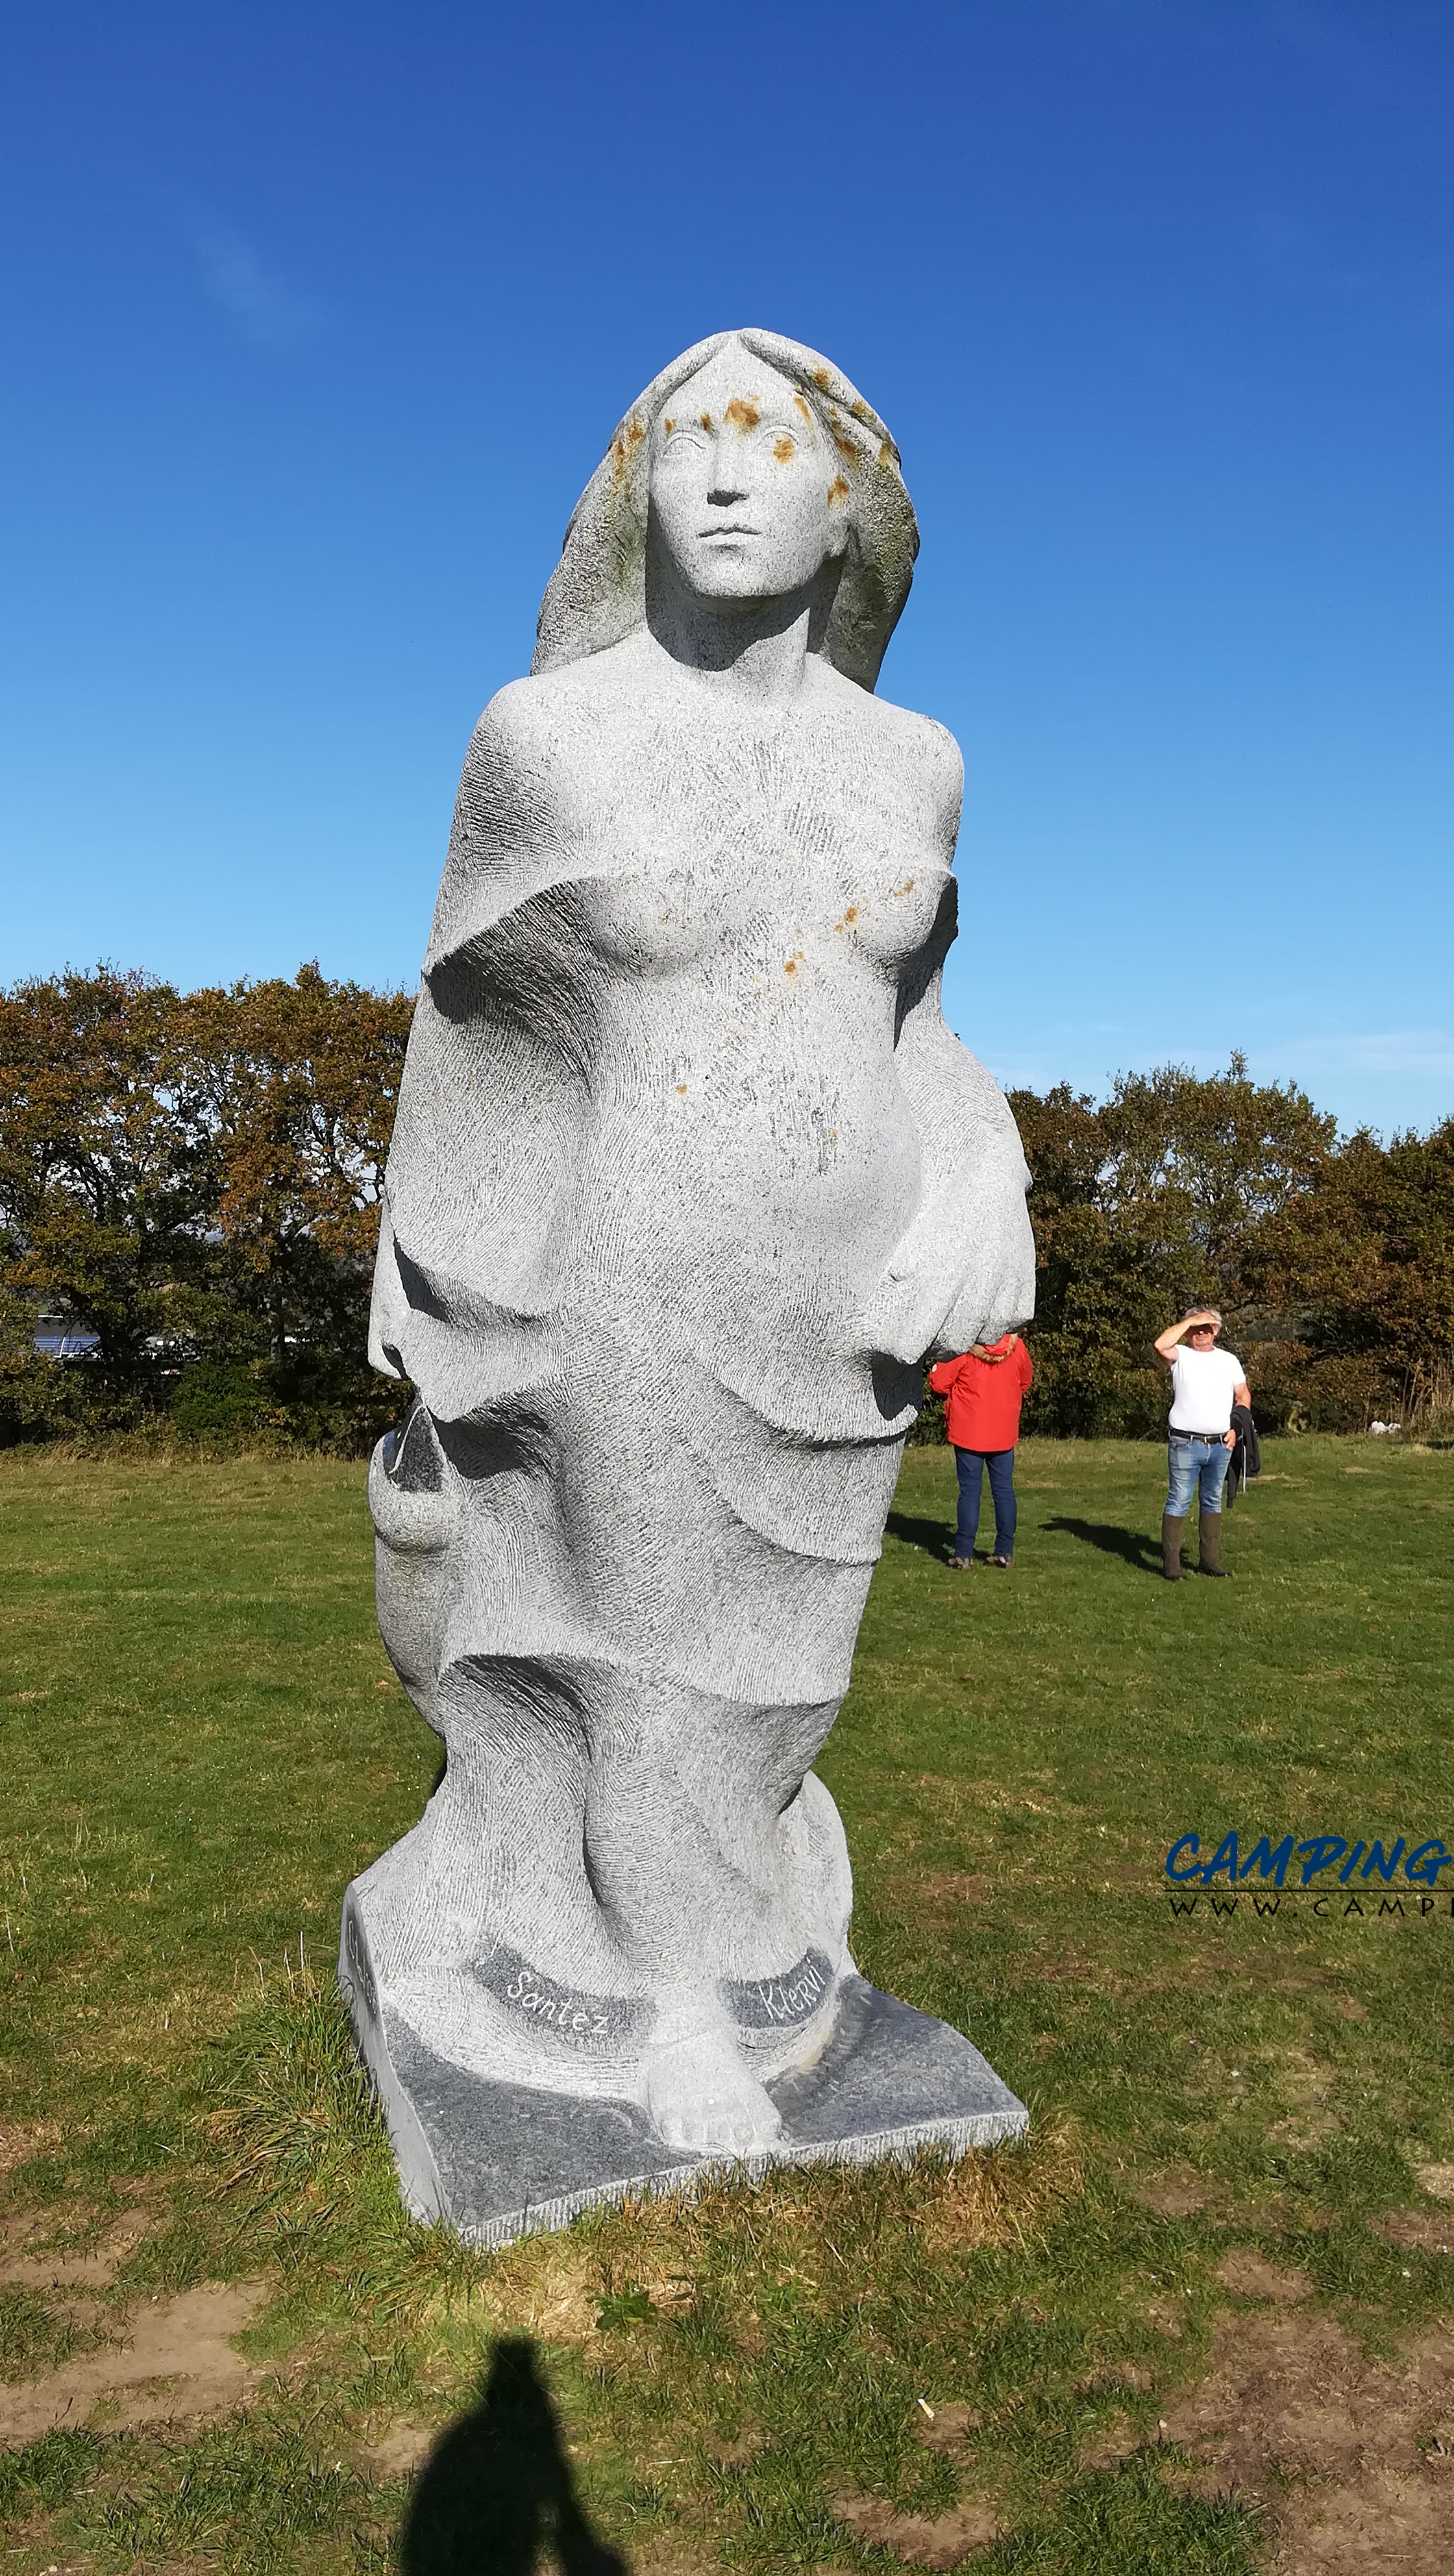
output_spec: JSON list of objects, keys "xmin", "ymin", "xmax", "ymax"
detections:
[
  {"xmin": 465, "ymin": 667, "xmax": 582, "ymax": 775},
  {"xmin": 469, "ymin": 647, "xmax": 652, "ymax": 772},
  {"xmin": 838, "ymin": 680, "xmax": 964, "ymax": 847},
  {"xmin": 452, "ymin": 669, "xmax": 601, "ymax": 841},
  {"xmin": 874, "ymin": 695, "xmax": 963, "ymax": 795}
]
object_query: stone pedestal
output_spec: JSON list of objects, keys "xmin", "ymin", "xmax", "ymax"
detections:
[{"xmin": 340, "ymin": 1901, "xmax": 1026, "ymax": 2247}]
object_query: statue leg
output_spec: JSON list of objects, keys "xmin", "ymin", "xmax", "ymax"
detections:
[
  {"xmin": 543, "ymin": 1361, "xmax": 870, "ymax": 2149},
  {"xmin": 365, "ymin": 1407, "xmax": 658, "ymax": 2088},
  {"xmin": 576, "ymin": 1666, "xmax": 853, "ymax": 2150},
  {"xmin": 363, "ymin": 1371, "xmax": 880, "ymax": 2149}
]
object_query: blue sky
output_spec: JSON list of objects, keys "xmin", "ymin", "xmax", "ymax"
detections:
[{"xmin": 1, "ymin": 0, "xmax": 1450, "ymax": 1135}]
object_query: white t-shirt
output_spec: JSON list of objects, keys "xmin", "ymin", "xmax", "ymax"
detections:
[{"xmin": 1168, "ymin": 1346, "xmax": 1245, "ymax": 1434}]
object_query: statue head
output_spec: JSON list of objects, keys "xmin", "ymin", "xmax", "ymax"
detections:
[{"xmin": 532, "ymin": 330, "xmax": 919, "ymax": 693}]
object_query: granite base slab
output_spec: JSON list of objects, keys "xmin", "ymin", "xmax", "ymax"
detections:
[{"xmin": 343, "ymin": 1953, "xmax": 1028, "ymax": 2246}]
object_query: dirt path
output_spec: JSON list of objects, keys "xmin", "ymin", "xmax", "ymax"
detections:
[{"xmin": 0, "ymin": 2205, "xmax": 267, "ymax": 2447}]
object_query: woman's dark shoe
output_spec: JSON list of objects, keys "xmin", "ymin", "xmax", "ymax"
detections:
[
  {"xmin": 948, "ymin": 1555, "xmax": 974, "ymax": 1571},
  {"xmin": 1198, "ymin": 1513, "xmax": 1229, "ymax": 1576},
  {"xmin": 989, "ymin": 1554, "xmax": 1011, "ymax": 1568},
  {"xmin": 1161, "ymin": 1512, "xmax": 1188, "ymax": 1580}
]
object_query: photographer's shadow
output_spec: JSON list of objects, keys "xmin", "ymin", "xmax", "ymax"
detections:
[
  {"xmin": 401, "ymin": 2337, "xmax": 628, "ymax": 2575},
  {"xmin": 1042, "ymin": 1515, "xmax": 1162, "ymax": 1574}
]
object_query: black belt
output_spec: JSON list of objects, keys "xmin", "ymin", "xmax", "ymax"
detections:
[{"xmin": 1169, "ymin": 1428, "xmax": 1227, "ymax": 1443}]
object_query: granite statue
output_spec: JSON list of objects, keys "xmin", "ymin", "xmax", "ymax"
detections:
[{"xmin": 341, "ymin": 328, "xmax": 1035, "ymax": 2235}]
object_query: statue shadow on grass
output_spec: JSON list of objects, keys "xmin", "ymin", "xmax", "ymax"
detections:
[
  {"xmin": 885, "ymin": 1507, "xmax": 952, "ymax": 1560},
  {"xmin": 1042, "ymin": 1515, "xmax": 1162, "ymax": 1574},
  {"xmin": 400, "ymin": 2336, "xmax": 628, "ymax": 2575}
]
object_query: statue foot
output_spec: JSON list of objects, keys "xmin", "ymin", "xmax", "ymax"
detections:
[{"xmin": 640, "ymin": 2029, "xmax": 784, "ymax": 2156}]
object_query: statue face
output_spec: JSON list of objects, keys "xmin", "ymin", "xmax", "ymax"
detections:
[{"xmin": 648, "ymin": 349, "xmax": 850, "ymax": 605}]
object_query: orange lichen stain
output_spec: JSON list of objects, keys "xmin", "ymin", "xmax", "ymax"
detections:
[
  {"xmin": 832, "ymin": 431, "xmax": 857, "ymax": 465},
  {"xmin": 891, "ymin": 877, "xmax": 915, "ymax": 897},
  {"xmin": 850, "ymin": 397, "xmax": 873, "ymax": 423},
  {"xmin": 878, "ymin": 438, "xmax": 898, "ymax": 468},
  {"xmin": 675, "ymin": 1083, "xmax": 688, "ymax": 1096},
  {"xmin": 663, "ymin": 416, "xmax": 675, "ymax": 435},
  {"xmin": 783, "ymin": 951, "xmax": 806, "ymax": 976},
  {"xmin": 772, "ymin": 434, "xmax": 795, "ymax": 464},
  {"xmin": 611, "ymin": 425, "xmax": 643, "ymax": 486},
  {"xmin": 843, "ymin": 904, "xmax": 859, "ymax": 924},
  {"xmin": 828, "ymin": 475, "xmax": 851, "ymax": 506},
  {"xmin": 812, "ymin": 366, "xmax": 832, "ymax": 391},
  {"xmin": 724, "ymin": 397, "xmax": 761, "ymax": 430},
  {"xmin": 700, "ymin": 410, "xmax": 713, "ymax": 431},
  {"xmin": 793, "ymin": 393, "xmax": 813, "ymax": 427}
]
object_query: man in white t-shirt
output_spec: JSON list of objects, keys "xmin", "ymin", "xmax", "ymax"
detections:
[{"xmin": 1153, "ymin": 1309, "xmax": 1252, "ymax": 1581}]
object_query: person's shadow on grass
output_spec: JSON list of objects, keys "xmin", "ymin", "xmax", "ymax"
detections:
[
  {"xmin": 1043, "ymin": 1515, "xmax": 1162, "ymax": 1574},
  {"xmin": 400, "ymin": 2336, "xmax": 628, "ymax": 2575}
]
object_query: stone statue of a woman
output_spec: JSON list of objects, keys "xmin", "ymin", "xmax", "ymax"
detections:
[{"xmin": 345, "ymin": 329, "xmax": 1034, "ymax": 2195}]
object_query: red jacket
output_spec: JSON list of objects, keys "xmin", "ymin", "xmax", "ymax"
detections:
[{"xmin": 928, "ymin": 1335, "xmax": 1033, "ymax": 1452}]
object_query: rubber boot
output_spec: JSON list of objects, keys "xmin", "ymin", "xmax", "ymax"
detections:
[
  {"xmin": 1198, "ymin": 1510, "xmax": 1228, "ymax": 1576},
  {"xmin": 1161, "ymin": 1513, "xmax": 1187, "ymax": 1581}
]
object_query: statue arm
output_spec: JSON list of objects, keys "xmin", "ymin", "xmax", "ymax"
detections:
[
  {"xmin": 868, "ymin": 962, "xmax": 1035, "ymax": 1363},
  {"xmin": 860, "ymin": 724, "xmax": 1035, "ymax": 1363},
  {"xmin": 370, "ymin": 679, "xmax": 587, "ymax": 1392}
]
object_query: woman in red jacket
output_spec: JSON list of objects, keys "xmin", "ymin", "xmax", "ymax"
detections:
[{"xmin": 927, "ymin": 1333, "xmax": 1034, "ymax": 1569}]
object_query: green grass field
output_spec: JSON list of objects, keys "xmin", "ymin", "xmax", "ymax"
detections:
[{"xmin": 1, "ymin": 1437, "xmax": 1451, "ymax": 2574}]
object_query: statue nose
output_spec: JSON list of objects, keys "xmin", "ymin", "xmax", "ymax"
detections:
[{"xmin": 706, "ymin": 432, "xmax": 750, "ymax": 506}]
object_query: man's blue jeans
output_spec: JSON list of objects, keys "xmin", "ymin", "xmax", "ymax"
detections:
[
  {"xmin": 1166, "ymin": 1435, "xmax": 1231, "ymax": 1517},
  {"xmin": 954, "ymin": 1446, "xmax": 1017, "ymax": 1561}
]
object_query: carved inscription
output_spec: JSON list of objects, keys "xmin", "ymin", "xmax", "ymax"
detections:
[
  {"xmin": 723, "ymin": 1948, "xmax": 833, "ymax": 2031},
  {"xmin": 469, "ymin": 1946, "xmax": 651, "ymax": 2053}
]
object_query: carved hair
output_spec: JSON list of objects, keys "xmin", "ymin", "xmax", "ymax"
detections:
[{"xmin": 532, "ymin": 329, "xmax": 920, "ymax": 693}]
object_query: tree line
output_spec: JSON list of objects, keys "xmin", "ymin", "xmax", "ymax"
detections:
[{"xmin": 2, "ymin": 968, "xmax": 1449, "ymax": 1449}]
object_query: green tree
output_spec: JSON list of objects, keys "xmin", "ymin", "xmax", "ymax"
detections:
[
  {"xmin": 1246, "ymin": 1117, "xmax": 1454, "ymax": 1425},
  {"xmin": 0, "ymin": 967, "xmax": 216, "ymax": 1422},
  {"xmin": 1098, "ymin": 1053, "xmax": 1335, "ymax": 1298},
  {"xmin": 1007, "ymin": 1058, "xmax": 1338, "ymax": 1435}
]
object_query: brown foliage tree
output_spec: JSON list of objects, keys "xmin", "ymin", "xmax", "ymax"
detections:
[
  {"xmin": 179, "ymin": 964, "xmax": 412, "ymax": 1365},
  {"xmin": 0, "ymin": 964, "xmax": 413, "ymax": 1446}
]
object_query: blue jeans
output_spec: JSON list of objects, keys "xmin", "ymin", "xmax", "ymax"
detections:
[
  {"xmin": 1166, "ymin": 1436, "xmax": 1231, "ymax": 1517},
  {"xmin": 954, "ymin": 1446, "xmax": 1017, "ymax": 1561}
]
